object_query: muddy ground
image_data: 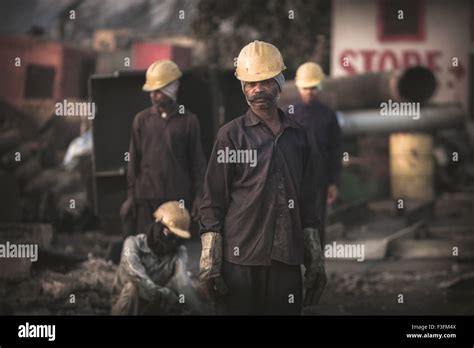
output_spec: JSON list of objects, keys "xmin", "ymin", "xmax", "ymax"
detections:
[{"xmin": 1, "ymin": 232, "xmax": 473, "ymax": 316}]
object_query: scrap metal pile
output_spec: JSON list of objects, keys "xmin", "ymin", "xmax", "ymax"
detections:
[{"xmin": 0, "ymin": 100, "xmax": 95, "ymax": 231}]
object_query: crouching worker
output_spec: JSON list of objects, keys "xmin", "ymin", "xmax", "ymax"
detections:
[{"xmin": 111, "ymin": 201, "xmax": 201, "ymax": 315}]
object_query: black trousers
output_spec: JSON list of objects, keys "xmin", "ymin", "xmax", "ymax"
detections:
[{"xmin": 222, "ymin": 260, "xmax": 303, "ymax": 315}]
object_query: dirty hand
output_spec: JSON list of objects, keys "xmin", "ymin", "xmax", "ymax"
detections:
[
  {"xmin": 303, "ymin": 227, "xmax": 327, "ymax": 307},
  {"xmin": 327, "ymin": 185, "xmax": 338, "ymax": 206},
  {"xmin": 199, "ymin": 232, "xmax": 228, "ymax": 302},
  {"xmin": 191, "ymin": 197, "xmax": 201, "ymax": 222},
  {"xmin": 155, "ymin": 287, "xmax": 180, "ymax": 312}
]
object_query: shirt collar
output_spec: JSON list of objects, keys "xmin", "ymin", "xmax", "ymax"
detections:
[
  {"xmin": 150, "ymin": 104, "xmax": 179, "ymax": 118},
  {"xmin": 244, "ymin": 108, "xmax": 300, "ymax": 129}
]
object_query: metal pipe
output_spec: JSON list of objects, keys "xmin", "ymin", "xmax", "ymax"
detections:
[
  {"xmin": 280, "ymin": 66, "xmax": 437, "ymax": 110},
  {"xmin": 337, "ymin": 104, "xmax": 465, "ymax": 137}
]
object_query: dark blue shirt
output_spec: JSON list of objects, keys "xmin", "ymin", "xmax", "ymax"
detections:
[{"xmin": 288, "ymin": 100, "xmax": 342, "ymax": 186}]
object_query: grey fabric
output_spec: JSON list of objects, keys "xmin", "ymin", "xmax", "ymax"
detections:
[
  {"xmin": 240, "ymin": 72, "xmax": 285, "ymax": 92},
  {"xmin": 160, "ymin": 80, "xmax": 180, "ymax": 102},
  {"xmin": 272, "ymin": 72, "xmax": 285, "ymax": 91}
]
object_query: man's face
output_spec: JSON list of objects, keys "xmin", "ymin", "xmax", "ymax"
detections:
[
  {"xmin": 150, "ymin": 222, "xmax": 184, "ymax": 255},
  {"xmin": 162, "ymin": 227, "xmax": 185, "ymax": 248},
  {"xmin": 150, "ymin": 90, "xmax": 173, "ymax": 110},
  {"xmin": 243, "ymin": 79, "xmax": 280, "ymax": 110},
  {"xmin": 298, "ymin": 86, "xmax": 319, "ymax": 104}
]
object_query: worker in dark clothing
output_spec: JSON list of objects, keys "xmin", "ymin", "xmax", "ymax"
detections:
[
  {"xmin": 289, "ymin": 62, "xmax": 343, "ymax": 247},
  {"xmin": 120, "ymin": 60, "xmax": 207, "ymax": 236},
  {"xmin": 199, "ymin": 41, "xmax": 327, "ymax": 315}
]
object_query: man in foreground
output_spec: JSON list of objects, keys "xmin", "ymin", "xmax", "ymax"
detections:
[{"xmin": 199, "ymin": 41, "xmax": 327, "ymax": 315}]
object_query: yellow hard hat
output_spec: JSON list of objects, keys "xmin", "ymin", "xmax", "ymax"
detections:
[
  {"xmin": 142, "ymin": 60, "xmax": 182, "ymax": 92},
  {"xmin": 235, "ymin": 40, "xmax": 286, "ymax": 82},
  {"xmin": 295, "ymin": 62, "xmax": 325, "ymax": 89},
  {"xmin": 153, "ymin": 201, "xmax": 191, "ymax": 239}
]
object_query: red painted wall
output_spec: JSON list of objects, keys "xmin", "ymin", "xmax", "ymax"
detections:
[
  {"xmin": 0, "ymin": 36, "xmax": 95, "ymax": 105},
  {"xmin": 132, "ymin": 42, "xmax": 192, "ymax": 70}
]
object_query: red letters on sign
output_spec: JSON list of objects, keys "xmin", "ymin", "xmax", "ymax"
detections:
[
  {"xmin": 378, "ymin": 51, "xmax": 399, "ymax": 70},
  {"xmin": 402, "ymin": 51, "xmax": 422, "ymax": 67},
  {"xmin": 338, "ymin": 49, "xmax": 442, "ymax": 74}
]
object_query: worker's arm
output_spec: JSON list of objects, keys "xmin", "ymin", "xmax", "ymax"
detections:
[
  {"xmin": 327, "ymin": 111, "xmax": 343, "ymax": 186},
  {"xmin": 120, "ymin": 236, "xmax": 169, "ymax": 301},
  {"xmin": 199, "ymin": 128, "xmax": 234, "ymax": 235},
  {"xmin": 187, "ymin": 113, "xmax": 207, "ymax": 218},
  {"xmin": 300, "ymin": 131, "xmax": 322, "ymax": 230},
  {"xmin": 126, "ymin": 115, "xmax": 142, "ymax": 198},
  {"xmin": 198, "ymin": 129, "xmax": 232, "ymax": 301},
  {"xmin": 300, "ymin": 132, "xmax": 327, "ymax": 306}
]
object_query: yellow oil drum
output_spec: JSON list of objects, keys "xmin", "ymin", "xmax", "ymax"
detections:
[{"xmin": 390, "ymin": 133, "xmax": 434, "ymax": 200}]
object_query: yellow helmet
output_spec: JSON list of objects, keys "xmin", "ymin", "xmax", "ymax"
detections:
[
  {"xmin": 153, "ymin": 201, "xmax": 191, "ymax": 239},
  {"xmin": 295, "ymin": 62, "xmax": 325, "ymax": 89},
  {"xmin": 142, "ymin": 60, "xmax": 182, "ymax": 92},
  {"xmin": 235, "ymin": 40, "xmax": 286, "ymax": 82}
]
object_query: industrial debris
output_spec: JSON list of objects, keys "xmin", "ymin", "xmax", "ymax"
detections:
[{"xmin": 0, "ymin": 100, "xmax": 96, "ymax": 232}]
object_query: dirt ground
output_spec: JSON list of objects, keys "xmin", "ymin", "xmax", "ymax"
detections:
[{"xmin": 1, "ymin": 232, "xmax": 473, "ymax": 316}]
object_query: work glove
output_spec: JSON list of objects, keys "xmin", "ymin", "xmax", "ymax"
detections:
[
  {"xmin": 303, "ymin": 227, "xmax": 327, "ymax": 307},
  {"xmin": 199, "ymin": 232, "xmax": 228, "ymax": 302}
]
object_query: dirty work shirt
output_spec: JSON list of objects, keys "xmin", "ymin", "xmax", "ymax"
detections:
[
  {"xmin": 127, "ymin": 106, "xmax": 206, "ymax": 206},
  {"xmin": 200, "ymin": 108, "xmax": 320, "ymax": 266}
]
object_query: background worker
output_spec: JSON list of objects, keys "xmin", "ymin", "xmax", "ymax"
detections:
[
  {"xmin": 120, "ymin": 59, "xmax": 207, "ymax": 238},
  {"xmin": 289, "ymin": 62, "xmax": 343, "ymax": 247},
  {"xmin": 111, "ymin": 201, "xmax": 202, "ymax": 315}
]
